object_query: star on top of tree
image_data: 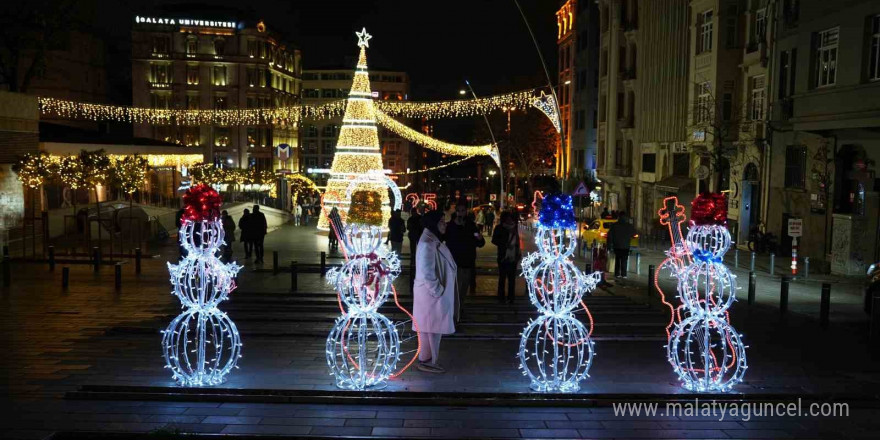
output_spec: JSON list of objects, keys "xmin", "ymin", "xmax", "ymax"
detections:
[{"xmin": 356, "ymin": 27, "xmax": 372, "ymax": 48}]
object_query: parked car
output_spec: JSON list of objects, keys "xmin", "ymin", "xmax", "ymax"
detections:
[{"xmin": 580, "ymin": 219, "xmax": 639, "ymax": 248}]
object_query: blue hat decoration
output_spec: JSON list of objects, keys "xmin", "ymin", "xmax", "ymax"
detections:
[{"xmin": 538, "ymin": 193, "xmax": 576, "ymax": 229}]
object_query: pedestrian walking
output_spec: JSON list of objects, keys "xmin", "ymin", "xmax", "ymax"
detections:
[
  {"xmin": 300, "ymin": 202, "xmax": 310, "ymax": 226},
  {"xmin": 238, "ymin": 209, "xmax": 253, "ymax": 259},
  {"xmin": 444, "ymin": 203, "xmax": 485, "ymax": 324},
  {"xmin": 413, "ymin": 210, "xmax": 456, "ymax": 374},
  {"xmin": 607, "ymin": 212, "xmax": 636, "ymax": 279},
  {"xmin": 386, "ymin": 209, "xmax": 406, "ymax": 255},
  {"xmin": 221, "ymin": 210, "xmax": 236, "ymax": 261},
  {"xmin": 492, "ymin": 212, "xmax": 521, "ymax": 304},
  {"xmin": 475, "ymin": 209, "xmax": 485, "ymax": 234},
  {"xmin": 484, "ymin": 209, "xmax": 495, "ymax": 236},
  {"xmin": 250, "ymin": 205, "xmax": 268, "ymax": 264},
  {"xmin": 294, "ymin": 203, "xmax": 302, "ymax": 226}
]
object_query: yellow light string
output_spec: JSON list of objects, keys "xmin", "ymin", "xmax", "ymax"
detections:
[
  {"xmin": 375, "ymin": 110, "xmax": 494, "ymax": 157},
  {"xmin": 388, "ymin": 155, "xmax": 478, "ymax": 175}
]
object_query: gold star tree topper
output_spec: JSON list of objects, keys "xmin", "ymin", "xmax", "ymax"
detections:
[{"xmin": 356, "ymin": 27, "xmax": 372, "ymax": 48}]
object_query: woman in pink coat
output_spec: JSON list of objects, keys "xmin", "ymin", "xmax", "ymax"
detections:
[{"xmin": 412, "ymin": 210, "xmax": 457, "ymax": 373}]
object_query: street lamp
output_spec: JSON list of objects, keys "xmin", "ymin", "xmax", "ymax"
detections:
[{"xmin": 463, "ymin": 80, "xmax": 504, "ymax": 210}]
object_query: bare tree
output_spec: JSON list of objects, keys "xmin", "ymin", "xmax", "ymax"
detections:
[
  {"xmin": 688, "ymin": 82, "xmax": 763, "ymax": 192},
  {"xmin": 0, "ymin": 0, "xmax": 77, "ymax": 93}
]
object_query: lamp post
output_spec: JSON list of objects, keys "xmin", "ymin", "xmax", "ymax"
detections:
[{"xmin": 464, "ymin": 80, "xmax": 504, "ymax": 210}]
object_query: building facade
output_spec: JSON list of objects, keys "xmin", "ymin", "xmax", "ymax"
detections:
[
  {"xmin": 596, "ymin": 0, "xmax": 690, "ymax": 231},
  {"xmin": 557, "ymin": 0, "xmax": 600, "ymax": 186},
  {"xmin": 131, "ymin": 15, "xmax": 302, "ymax": 172},
  {"xmin": 300, "ymin": 69, "xmax": 412, "ymax": 187},
  {"xmin": 767, "ymin": 0, "xmax": 880, "ymax": 273}
]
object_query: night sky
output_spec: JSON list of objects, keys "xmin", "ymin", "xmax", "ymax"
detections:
[{"xmin": 107, "ymin": 0, "xmax": 559, "ymax": 100}]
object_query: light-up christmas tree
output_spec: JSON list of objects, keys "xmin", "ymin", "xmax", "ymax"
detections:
[
  {"xmin": 318, "ymin": 28, "xmax": 391, "ymax": 230},
  {"xmin": 162, "ymin": 184, "xmax": 242, "ymax": 387},
  {"xmin": 666, "ymin": 193, "xmax": 747, "ymax": 392},
  {"xmin": 518, "ymin": 193, "xmax": 601, "ymax": 392},
  {"xmin": 325, "ymin": 190, "xmax": 401, "ymax": 389}
]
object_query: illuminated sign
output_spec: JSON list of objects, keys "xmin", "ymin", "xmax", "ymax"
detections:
[{"xmin": 135, "ymin": 16, "xmax": 237, "ymax": 29}]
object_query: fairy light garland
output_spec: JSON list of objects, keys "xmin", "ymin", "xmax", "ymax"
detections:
[
  {"xmin": 375, "ymin": 110, "xmax": 495, "ymax": 157},
  {"xmin": 388, "ymin": 155, "xmax": 477, "ymax": 175},
  {"xmin": 375, "ymin": 89, "xmax": 536, "ymax": 119}
]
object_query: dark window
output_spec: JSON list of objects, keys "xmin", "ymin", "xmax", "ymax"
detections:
[
  {"xmin": 642, "ymin": 153, "xmax": 656, "ymax": 173},
  {"xmin": 722, "ymin": 93, "xmax": 732, "ymax": 121},
  {"xmin": 673, "ymin": 153, "xmax": 690, "ymax": 177},
  {"xmin": 784, "ymin": 145, "xmax": 807, "ymax": 188}
]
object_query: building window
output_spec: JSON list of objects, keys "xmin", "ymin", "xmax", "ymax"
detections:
[
  {"xmin": 213, "ymin": 65, "xmax": 227, "ymax": 86},
  {"xmin": 186, "ymin": 37, "xmax": 198, "ymax": 55},
  {"xmin": 152, "ymin": 35, "xmax": 171, "ymax": 54},
  {"xmin": 784, "ymin": 145, "xmax": 807, "ymax": 188},
  {"xmin": 182, "ymin": 127, "xmax": 200, "ymax": 147},
  {"xmin": 599, "ymin": 95, "xmax": 606, "ymax": 122},
  {"xmin": 322, "ymin": 124, "xmax": 338, "ymax": 138},
  {"xmin": 614, "ymin": 140, "xmax": 623, "ymax": 167},
  {"xmin": 213, "ymin": 38, "xmax": 225, "ymax": 56},
  {"xmin": 673, "ymin": 153, "xmax": 690, "ymax": 177},
  {"xmin": 186, "ymin": 94, "xmax": 199, "ymax": 110},
  {"xmin": 815, "ymin": 27, "xmax": 839, "ymax": 87},
  {"xmin": 695, "ymin": 82, "xmax": 711, "ymax": 123},
  {"xmin": 320, "ymin": 140, "xmax": 333, "ymax": 154},
  {"xmin": 150, "ymin": 63, "xmax": 171, "ymax": 84},
  {"xmin": 778, "ymin": 50, "xmax": 797, "ymax": 98},
  {"xmin": 616, "ymin": 92, "xmax": 624, "ymax": 120},
  {"xmin": 213, "ymin": 95, "xmax": 227, "ymax": 110},
  {"xmin": 246, "ymin": 67, "xmax": 256, "ymax": 87},
  {"xmin": 214, "ymin": 127, "xmax": 230, "ymax": 148},
  {"xmin": 642, "ymin": 153, "xmax": 656, "ymax": 173},
  {"xmin": 575, "ymin": 110, "xmax": 585, "ymax": 130},
  {"xmin": 697, "ymin": 10, "xmax": 714, "ymax": 54},
  {"xmin": 150, "ymin": 93, "xmax": 170, "ymax": 109},
  {"xmin": 754, "ymin": 8, "xmax": 767, "ymax": 45},
  {"xmin": 750, "ymin": 76, "xmax": 765, "ymax": 120},
  {"xmin": 870, "ymin": 15, "xmax": 880, "ymax": 81},
  {"xmin": 303, "ymin": 141, "xmax": 317, "ymax": 154},
  {"xmin": 247, "ymin": 39, "xmax": 258, "ymax": 58},
  {"xmin": 725, "ymin": 5, "xmax": 738, "ymax": 48},
  {"xmin": 186, "ymin": 65, "xmax": 199, "ymax": 85},
  {"xmin": 722, "ymin": 92, "xmax": 732, "ymax": 121}
]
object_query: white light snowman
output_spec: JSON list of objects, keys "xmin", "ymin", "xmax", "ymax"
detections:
[
  {"xmin": 667, "ymin": 193, "xmax": 748, "ymax": 392},
  {"xmin": 518, "ymin": 193, "xmax": 601, "ymax": 392},
  {"xmin": 325, "ymin": 190, "xmax": 401, "ymax": 390},
  {"xmin": 162, "ymin": 184, "xmax": 242, "ymax": 387}
]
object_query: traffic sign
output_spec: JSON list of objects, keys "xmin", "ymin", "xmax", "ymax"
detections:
[
  {"xmin": 572, "ymin": 181, "xmax": 589, "ymax": 196},
  {"xmin": 788, "ymin": 218, "xmax": 802, "ymax": 237},
  {"xmin": 490, "ymin": 194, "xmax": 497, "ymax": 201}
]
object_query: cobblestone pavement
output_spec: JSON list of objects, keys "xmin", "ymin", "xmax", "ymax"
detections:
[{"xmin": 2, "ymin": 223, "xmax": 880, "ymax": 439}]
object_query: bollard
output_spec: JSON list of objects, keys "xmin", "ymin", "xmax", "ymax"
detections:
[
  {"xmin": 780, "ymin": 276, "xmax": 790, "ymax": 315},
  {"xmin": 804, "ymin": 257, "xmax": 810, "ymax": 280},
  {"xmin": 93, "ymin": 247, "xmax": 100, "ymax": 272},
  {"xmin": 135, "ymin": 248, "xmax": 142, "ymax": 275},
  {"xmin": 770, "ymin": 253, "xmax": 776, "ymax": 276},
  {"xmin": 820, "ymin": 283, "xmax": 831, "ymax": 328},
  {"xmin": 320, "ymin": 251, "xmax": 326, "ymax": 277},
  {"xmin": 62, "ymin": 267, "xmax": 70, "ymax": 290},
  {"xmin": 750, "ymin": 252, "xmax": 756, "ymax": 272},
  {"xmin": 48, "ymin": 246, "xmax": 55, "ymax": 271},
  {"xmin": 290, "ymin": 261, "xmax": 298, "ymax": 292},
  {"xmin": 734, "ymin": 249, "xmax": 739, "ymax": 269},
  {"xmin": 2, "ymin": 255, "xmax": 10, "ymax": 287},
  {"xmin": 273, "ymin": 251, "xmax": 279, "ymax": 275},
  {"xmin": 647, "ymin": 265, "xmax": 656, "ymax": 296},
  {"xmin": 748, "ymin": 271, "xmax": 756, "ymax": 305},
  {"xmin": 115, "ymin": 263, "xmax": 122, "ymax": 292},
  {"xmin": 636, "ymin": 252, "xmax": 641, "ymax": 276}
]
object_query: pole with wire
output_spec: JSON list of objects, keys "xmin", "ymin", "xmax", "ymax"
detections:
[{"xmin": 464, "ymin": 80, "xmax": 504, "ymax": 211}]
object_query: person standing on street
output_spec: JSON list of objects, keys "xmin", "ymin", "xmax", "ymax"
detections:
[
  {"xmin": 294, "ymin": 203, "xmax": 302, "ymax": 226},
  {"xmin": 221, "ymin": 210, "xmax": 236, "ymax": 261},
  {"xmin": 407, "ymin": 204, "xmax": 425, "ymax": 271},
  {"xmin": 386, "ymin": 209, "xmax": 406, "ymax": 255},
  {"xmin": 238, "ymin": 209, "xmax": 253, "ymax": 259},
  {"xmin": 413, "ymin": 210, "xmax": 456, "ymax": 373},
  {"xmin": 492, "ymin": 212, "xmax": 521, "ymax": 304},
  {"xmin": 484, "ymin": 209, "xmax": 495, "ymax": 236},
  {"xmin": 250, "ymin": 205, "xmax": 268, "ymax": 264},
  {"xmin": 607, "ymin": 212, "xmax": 636, "ymax": 279},
  {"xmin": 300, "ymin": 202, "xmax": 310, "ymax": 226},
  {"xmin": 444, "ymin": 202, "xmax": 485, "ymax": 324}
]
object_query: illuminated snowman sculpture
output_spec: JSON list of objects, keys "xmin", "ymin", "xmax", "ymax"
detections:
[
  {"xmin": 162, "ymin": 184, "xmax": 242, "ymax": 386},
  {"xmin": 518, "ymin": 193, "xmax": 601, "ymax": 392},
  {"xmin": 667, "ymin": 193, "xmax": 747, "ymax": 392},
  {"xmin": 326, "ymin": 190, "xmax": 401, "ymax": 390}
]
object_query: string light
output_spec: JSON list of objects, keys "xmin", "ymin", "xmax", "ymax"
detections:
[
  {"xmin": 162, "ymin": 185, "xmax": 242, "ymax": 387},
  {"xmin": 388, "ymin": 156, "xmax": 477, "ymax": 175},
  {"xmin": 375, "ymin": 89, "xmax": 536, "ymax": 119},
  {"xmin": 375, "ymin": 110, "xmax": 495, "ymax": 157},
  {"xmin": 531, "ymin": 91, "xmax": 561, "ymax": 133},
  {"xmin": 113, "ymin": 154, "xmax": 149, "ymax": 194},
  {"xmin": 14, "ymin": 152, "xmax": 53, "ymax": 189},
  {"xmin": 665, "ymin": 193, "xmax": 748, "ymax": 392},
  {"xmin": 518, "ymin": 193, "xmax": 601, "ymax": 392}
]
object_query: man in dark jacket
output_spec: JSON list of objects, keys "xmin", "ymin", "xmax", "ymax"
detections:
[
  {"xmin": 386, "ymin": 209, "xmax": 406, "ymax": 255},
  {"xmin": 250, "ymin": 205, "xmax": 268, "ymax": 263},
  {"xmin": 221, "ymin": 210, "xmax": 236, "ymax": 261},
  {"xmin": 492, "ymin": 212, "xmax": 521, "ymax": 304},
  {"xmin": 238, "ymin": 209, "xmax": 252, "ymax": 259},
  {"xmin": 607, "ymin": 212, "xmax": 636, "ymax": 278},
  {"xmin": 406, "ymin": 205, "xmax": 425, "ymax": 267},
  {"xmin": 445, "ymin": 203, "xmax": 486, "ymax": 323}
]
